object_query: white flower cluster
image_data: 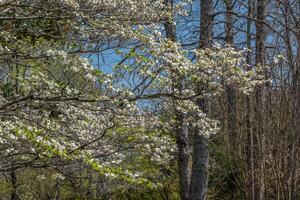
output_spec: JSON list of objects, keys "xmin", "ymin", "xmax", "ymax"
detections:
[{"xmin": 0, "ymin": 0, "xmax": 263, "ymax": 187}]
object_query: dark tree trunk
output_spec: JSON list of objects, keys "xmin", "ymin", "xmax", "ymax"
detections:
[
  {"xmin": 224, "ymin": 0, "xmax": 237, "ymax": 151},
  {"xmin": 189, "ymin": 1, "xmax": 213, "ymax": 199},
  {"xmin": 254, "ymin": 0, "xmax": 266, "ymax": 199},
  {"xmin": 176, "ymin": 114, "xmax": 191, "ymax": 200},
  {"xmin": 10, "ymin": 169, "xmax": 17, "ymax": 200},
  {"xmin": 164, "ymin": 1, "xmax": 191, "ymax": 199},
  {"xmin": 190, "ymin": 127, "xmax": 209, "ymax": 200},
  {"xmin": 245, "ymin": 1, "xmax": 256, "ymax": 199}
]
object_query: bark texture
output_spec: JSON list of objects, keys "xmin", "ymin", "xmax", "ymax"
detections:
[
  {"xmin": 254, "ymin": 0, "xmax": 266, "ymax": 199},
  {"xmin": 189, "ymin": 1, "xmax": 213, "ymax": 199},
  {"xmin": 164, "ymin": 1, "xmax": 191, "ymax": 199}
]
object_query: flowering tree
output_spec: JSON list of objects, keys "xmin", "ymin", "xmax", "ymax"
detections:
[{"xmin": 0, "ymin": 0, "xmax": 262, "ymax": 198}]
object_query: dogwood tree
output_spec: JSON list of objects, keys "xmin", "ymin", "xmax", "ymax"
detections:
[{"xmin": 0, "ymin": 0, "xmax": 262, "ymax": 198}]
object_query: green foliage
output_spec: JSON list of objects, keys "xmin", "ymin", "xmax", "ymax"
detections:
[{"xmin": 208, "ymin": 136, "xmax": 245, "ymax": 200}]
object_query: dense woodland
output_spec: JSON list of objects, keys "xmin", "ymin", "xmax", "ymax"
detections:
[{"xmin": 0, "ymin": 0, "xmax": 299, "ymax": 199}]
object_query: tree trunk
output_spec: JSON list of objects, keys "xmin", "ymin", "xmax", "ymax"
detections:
[
  {"xmin": 10, "ymin": 169, "xmax": 17, "ymax": 200},
  {"xmin": 245, "ymin": 1, "xmax": 256, "ymax": 199},
  {"xmin": 176, "ymin": 114, "xmax": 191, "ymax": 200},
  {"xmin": 190, "ymin": 122, "xmax": 209, "ymax": 200},
  {"xmin": 254, "ymin": 0, "xmax": 266, "ymax": 199},
  {"xmin": 164, "ymin": 1, "xmax": 191, "ymax": 199},
  {"xmin": 224, "ymin": 0, "xmax": 238, "ymax": 152},
  {"xmin": 189, "ymin": 1, "xmax": 213, "ymax": 199}
]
